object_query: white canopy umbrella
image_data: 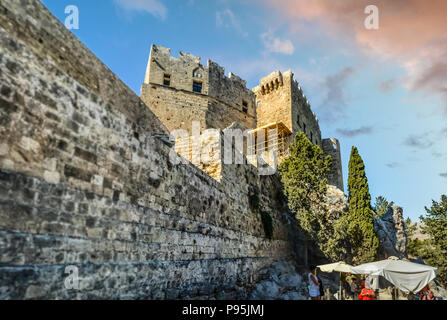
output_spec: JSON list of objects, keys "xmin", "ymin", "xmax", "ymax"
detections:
[
  {"xmin": 351, "ymin": 256, "xmax": 437, "ymax": 294},
  {"xmin": 318, "ymin": 262, "xmax": 352, "ymax": 273},
  {"xmin": 317, "ymin": 262, "xmax": 353, "ymax": 300}
]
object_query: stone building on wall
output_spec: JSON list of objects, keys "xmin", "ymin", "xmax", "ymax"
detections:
[
  {"xmin": 141, "ymin": 45, "xmax": 344, "ymax": 191},
  {"xmin": 251, "ymin": 70, "xmax": 322, "ymax": 165},
  {"xmin": 140, "ymin": 44, "xmax": 256, "ymax": 133}
]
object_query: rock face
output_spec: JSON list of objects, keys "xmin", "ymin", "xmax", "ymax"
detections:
[
  {"xmin": 249, "ymin": 261, "xmax": 306, "ymax": 300},
  {"xmin": 325, "ymin": 185, "xmax": 348, "ymax": 221},
  {"xmin": 374, "ymin": 206, "xmax": 408, "ymax": 259},
  {"xmin": 410, "ymin": 222, "xmax": 430, "ymax": 241},
  {"xmin": 430, "ymin": 280, "xmax": 447, "ymax": 300},
  {"xmin": 249, "ymin": 260, "xmax": 341, "ymax": 300}
]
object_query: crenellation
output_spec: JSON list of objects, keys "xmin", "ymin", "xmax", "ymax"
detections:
[{"xmin": 228, "ymin": 72, "xmax": 247, "ymax": 87}]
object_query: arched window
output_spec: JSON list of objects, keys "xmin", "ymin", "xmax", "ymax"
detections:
[{"xmin": 193, "ymin": 67, "xmax": 203, "ymax": 79}]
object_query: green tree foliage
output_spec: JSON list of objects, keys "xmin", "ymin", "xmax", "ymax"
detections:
[
  {"xmin": 347, "ymin": 147, "xmax": 379, "ymax": 264},
  {"xmin": 404, "ymin": 217, "xmax": 424, "ymax": 258},
  {"xmin": 404, "ymin": 217, "xmax": 416, "ymax": 237},
  {"xmin": 418, "ymin": 195, "xmax": 447, "ymax": 287},
  {"xmin": 279, "ymin": 132, "xmax": 348, "ymax": 261},
  {"xmin": 373, "ymin": 196, "xmax": 394, "ymax": 217}
]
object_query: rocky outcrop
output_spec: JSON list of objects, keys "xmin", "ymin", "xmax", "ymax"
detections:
[
  {"xmin": 410, "ymin": 222, "xmax": 430, "ymax": 241},
  {"xmin": 374, "ymin": 206, "xmax": 408, "ymax": 259},
  {"xmin": 429, "ymin": 279, "xmax": 447, "ymax": 300},
  {"xmin": 325, "ymin": 185, "xmax": 348, "ymax": 221},
  {"xmin": 249, "ymin": 260, "xmax": 340, "ymax": 300},
  {"xmin": 249, "ymin": 261, "xmax": 306, "ymax": 300}
]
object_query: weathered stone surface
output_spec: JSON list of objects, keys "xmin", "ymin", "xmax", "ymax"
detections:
[
  {"xmin": 0, "ymin": 1, "xmax": 168, "ymax": 138},
  {"xmin": 325, "ymin": 185, "xmax": 348, "ymax": 220},
  {"xmin": 253, "ymin": 70, "xmax": 321, "ymax": 146},
  {"xmin": 141, "ymin": 44, "xmax": 256, "ymax": 133},
  {"xmin": 374, "ymin": 206, "xmax": 408, "ymax": 259},
  {"xmin": 248, "ymin": 260, "xmax": 332, "ymax": 300},
  {"xmin": 322, "ymin": 138, "xmax": 344, "ymax": 191},
  {"xmin": 0, "ymin": 0, "xmax": 300, "ymax": 300}
]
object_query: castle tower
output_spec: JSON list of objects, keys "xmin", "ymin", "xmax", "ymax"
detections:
[
  {"xmin": 253, "ymin": 70, "xmax": 344, "ymax": 191},
  {"xmin": 322, "ymin": 138, "xmax": 344, "ymax": 191},
  {"xmin": 253, "ymin": 70, "xmax": 322, "ymax": 147},
  {"xmin": 140, "ymin": 44, "xmax": 256, "ymax": 133}
]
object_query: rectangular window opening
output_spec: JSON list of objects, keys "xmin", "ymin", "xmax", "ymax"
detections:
[
  {"xmin": 193, "ymin": 81, "xmax": 202, "ymax": 93},
  {"xmin": 163, "ymin": 74, "xmax": 171, "ymax": 86},
  {"xmin": 242, "ymin": 100, "xmax": 248, "ymax": 114}
]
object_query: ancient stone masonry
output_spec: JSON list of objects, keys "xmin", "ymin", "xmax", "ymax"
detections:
[
  {"xmin": 141, "ymin": 44, "xmax": 256, "ymax": 133},
  {"xmin": 0, "ymin": 0, "xmax": 349, "ymax": 300},
  {"xmin": 253, "ymin": 70, "xmax": 322, "ymax": 147},
  {"xmin": 0, "ymin": 0, "xmax": 301, "ymax": 300},
  {"xmin": 322, "ymin": 138, "xmax": 344, "ymax": 191},
  {"xmin": 252, "ymin": 70, "xmax": 343, "ymax": 183}
]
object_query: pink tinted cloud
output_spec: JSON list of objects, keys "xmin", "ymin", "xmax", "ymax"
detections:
[{"xmin": 263, "ymin": 0, "xmax": 447, "ymax": 110}]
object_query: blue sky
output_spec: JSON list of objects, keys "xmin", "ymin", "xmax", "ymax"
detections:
[{"xmin": 41, "ymin": 0, "xmax": 447, "ymax": 222}]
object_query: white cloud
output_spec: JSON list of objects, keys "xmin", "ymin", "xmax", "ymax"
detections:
[
  {"xmin": 261, "ymin": 29, "xmax": 294, "ymax": 55},
  {"xmin": 114, "ymin": 0, "xmax": 167, "ymax": 20},
  {"xmin": 216, "ymin": 9, "xmax": 248, "ymax": 37}
]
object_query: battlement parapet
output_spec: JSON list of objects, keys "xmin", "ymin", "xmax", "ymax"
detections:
[
  {"xmin": 254, "ymin": 70, "xmax": 286, "ymax": 95},
  {"xmin": 207, "ymin": 60, "xmax": 248, "ymax": 88},
  {"xmin": 150, "ymin": 44, "xmax": 201, "ymax": 64}
]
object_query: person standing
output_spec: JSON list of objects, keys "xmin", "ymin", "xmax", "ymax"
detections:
[
  {"xmin": 359, "ymin": 281, "xmax": 376, "ymax": 300},
  {"xmin": 350, "ymin": 278, "xmax": 359, "ymax": 300},
  {"xmin": 318, "ymin": 278, "xmax": 325, "ymax": 300},
  {"xmin": 308, "ymin": 265, "xmax": 321, "ymax": 300},
  {"xmin": 422, "ymin": 290, "xmax": 440, "ymax": 300}
]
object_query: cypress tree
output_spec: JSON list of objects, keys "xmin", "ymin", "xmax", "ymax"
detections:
[
  {"xmin": 347, "ymin": 146, "xmax": 379, "ymax": 264},
  {"xmin": 279, "ymin": 132, "xmax": 331, "ymax": 238},
  {"xmin": 279, "ymin": 132, "xmax": 349, "ymax": 261}
]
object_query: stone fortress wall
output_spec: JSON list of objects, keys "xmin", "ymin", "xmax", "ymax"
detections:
[{"xmin": 0, "ymin": 0, "xmax": 303, "ymax": 299}]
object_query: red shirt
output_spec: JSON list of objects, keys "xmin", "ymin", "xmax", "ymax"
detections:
[{"xmin": 359, "ymin": 288, "xmax": 375, "ymax": 300}]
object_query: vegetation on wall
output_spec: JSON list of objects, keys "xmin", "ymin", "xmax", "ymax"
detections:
[
  {"xmin": 260, "ymin": 210, "xmax": 274, "ymax": 240},
  {"xmin": 279, "ymin": 132, "xmax": 349, "ymax": 261},
  {"xmin": 347, "ymin": 147, "xmax": 379, "ymax": 264},
  {"xmin": 249, "ymin": 191, "xmax": 274, "ymax": 240}
]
